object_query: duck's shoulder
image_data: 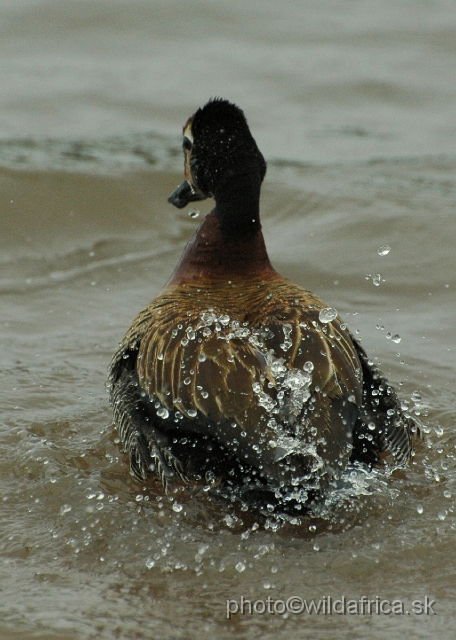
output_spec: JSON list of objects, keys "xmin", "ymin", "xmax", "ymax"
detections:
[
  {"xmin": 113, "ymin": 277, "xmax": 335, "ymax": 352},
  {"xmin": 243, "ymin": 279, "xmax": 363, "ymax": 399},
  {"xmin": 110, "ymin": 276, "xmax": 362, "ymax": 399}
]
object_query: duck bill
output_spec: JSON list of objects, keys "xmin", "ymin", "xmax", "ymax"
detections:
[{"xmin": 168, "ymin": 181, "xmax": 208, "ymax": 209}]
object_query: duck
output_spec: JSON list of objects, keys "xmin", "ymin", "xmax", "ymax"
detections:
[{"xmin": 109, "ymin": 98, "xmax": 417, "ymax": 513}]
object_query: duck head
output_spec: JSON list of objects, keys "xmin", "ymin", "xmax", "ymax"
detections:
[{"xmin": 168, "ymin": 98, "xmax": 267, "ymax": 216}]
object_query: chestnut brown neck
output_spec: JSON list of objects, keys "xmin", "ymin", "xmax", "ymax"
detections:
[{"xmin": 166, "ymin": 210, "xmax": 279, "ymax": 285}]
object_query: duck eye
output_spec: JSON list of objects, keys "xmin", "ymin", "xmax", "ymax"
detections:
[{"xmin": 183, "ymin": 136, "xmax": 192, "ymax": 152}]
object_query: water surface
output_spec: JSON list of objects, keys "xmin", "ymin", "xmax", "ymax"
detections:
[{"xmin": 1, "ymin": 1, "xmax": 455, "ymax": 638}]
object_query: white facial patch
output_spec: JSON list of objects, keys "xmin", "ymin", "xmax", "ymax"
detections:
[{"xmin": 183, "ymin": 123, "xmax": 194, "ymax": 143}]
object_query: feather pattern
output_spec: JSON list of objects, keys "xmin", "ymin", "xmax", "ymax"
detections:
[{"xmin": 110, "ymin": 276, "xmax": 366, "ymax": 491}]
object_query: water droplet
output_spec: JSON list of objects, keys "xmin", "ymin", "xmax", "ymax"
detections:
[
  {"xmin": 172, "ymin": 503, "xmax": 183, "ymax": 513},
  {"xmin": 156, "ymin": 407, "xmax": 169, "ymax": 419},
  {"xmin": 377, "ymin": 245, "xmax": 391, "ymax": 256},
  {"xmin": 183, "ymin": 377, "xmax": 191, "ymax": 385},
  {"xmin": 59, "ymin": 504, "xmax": 72, "ymax": 516},
  {"xmin": 235, "ymin": 562, "xmax": 246, "ymax": 573},
  {"xmin": 201, "ymin": 311, "xmax": 215, "ymax": 325},
  {"xmin": 416, "ymin": 505, "xmax": 424, "ymax": 515},
  {"xmin": 313, "ymin": 542, "xmax": 320, "ymax": 551},
  {"xmin": 319, "ymin": 308, "xmax": 338, "ymax": 323},
  {"xmin": 188, "ymin": 209, "xmax": 200, "ymax": 218},
  {"xmin": 437, "ymin": 510, "xmax": 447, "ymax": 521},
  {"xmin": 145, "ymin": 558, "xmax": 155, "ymax": 569},
  {"xmin": 303, "ymin": 361, "xmax": 314, "ymax": 372},
  {"xmin": 372, "ymin": 274, "xmax": 381, "ymax": 286},
  {"xmin": 391, "ymin": 334, "xmax": 401, "ymax": 344},
  {"xmin": 280, "ymin": 324, "xmax": 293, "ymax": 351},
  {"xmin": 268, "ymin": 357, "xmax": 287, "ymax": 378},
  {"xmin": 201, "ymin": 390, "xmax": 209, "ymax": 399},
  {"xmin": 284, "ymin": 372, "xmax": 303, "ymax": 390},
  {"xmin": 444, "ymin": 490, "xmax": 452, "ymax": 499},
  {"xmin": 187, "ymin": 409, "xmax": 197, "ymax": 418}
]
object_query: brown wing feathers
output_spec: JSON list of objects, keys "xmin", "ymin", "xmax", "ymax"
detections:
[{"xmin": 109, "ymin": 277, "xmax": 368, "ymax": 489}]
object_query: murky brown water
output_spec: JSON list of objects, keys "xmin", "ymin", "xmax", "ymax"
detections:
[{"xmin": 1, "ymin": 1, "xmax": 455, "ymax": 638}]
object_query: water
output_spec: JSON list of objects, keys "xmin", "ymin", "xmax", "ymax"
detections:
[{"xmin": 1, "ymin": 1, "xmax": 455, "ymax": 638}]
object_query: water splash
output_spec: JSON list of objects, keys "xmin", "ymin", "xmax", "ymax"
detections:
[
  {"xmin": 319, "ymin": 307, "xmax": 338, "ymax": 323},
  {"xmin": 252, "ymin": 382, "xmax": 277, "ymax": 413},
  {"xmin": 365, "ymin": 274, "xmax": 382, "ymax": 286},
  {"xmin": 280, "ymin": 324, "xmax": 293, "ymax": 351}
]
